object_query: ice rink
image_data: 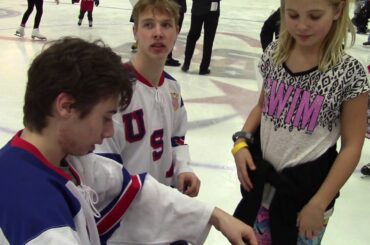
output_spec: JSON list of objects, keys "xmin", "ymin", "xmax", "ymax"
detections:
[{"xmin": 0, "ymin": 0, "xmax": 369, "ymax": 244}]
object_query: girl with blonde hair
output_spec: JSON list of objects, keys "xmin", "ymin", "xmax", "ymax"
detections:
[{"xmin": 232, "ymin": 0, "xmax": 369, "ymax": 244}]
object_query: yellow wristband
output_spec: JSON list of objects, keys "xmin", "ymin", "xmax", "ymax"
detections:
[{"xmin": 231, "ymin": 141, "xmax": 248, "ymax": 156}]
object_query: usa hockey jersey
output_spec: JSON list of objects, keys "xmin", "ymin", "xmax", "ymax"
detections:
[
  {"xmin": 95, "ymin": 64, "xmax": 192, "ymax": 186},
  {"xmin": 0, "ymin": 132, "xmax": 213, "ymax": 244}
]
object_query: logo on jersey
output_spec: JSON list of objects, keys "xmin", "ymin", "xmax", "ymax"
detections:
[{"xmin": 171, "ymin": 92, "xmax": 180, "ymax": 111}]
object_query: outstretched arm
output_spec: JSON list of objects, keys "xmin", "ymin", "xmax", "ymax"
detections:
[{"xmin": 210, "ymin": 207, "xmax": 257, "ymax": 245}]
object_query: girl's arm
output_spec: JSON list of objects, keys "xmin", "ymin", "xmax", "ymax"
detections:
[
  {"xmin": 233, "ymin": 89, "xmax": 264, "ymax": 191},
  {"xmin": 298, "ymin": 92, "xmax": 368, "ymax": 239}
]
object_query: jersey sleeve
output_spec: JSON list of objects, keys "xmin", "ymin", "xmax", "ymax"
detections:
[
  {"xmin": 171, "ymin": 84, "xmax": 194, "ymax": 177},
  {"xmin": 106, "ymin": 174, "xmax": 214, "ymax": 244},
  {"xmin": 69, "ymin": 154, "xmax": 214, "ymax": 244}
]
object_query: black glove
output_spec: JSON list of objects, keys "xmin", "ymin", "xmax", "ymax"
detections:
[
  {"xmin": 94, "ymin": 0, "xmax": 99, "ymax": 6},
  {"xmin": 71, "ymin": 0, "xmax": 79, "ymax": 4}
]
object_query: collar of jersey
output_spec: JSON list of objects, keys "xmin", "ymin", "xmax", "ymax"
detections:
[
  {"xmin": 11, "ymin": 130, "xmax": 74, "ymax": 181},
  {"xmin": 131, "ymin": 66, "xmax": 165, "ymax": 87}
]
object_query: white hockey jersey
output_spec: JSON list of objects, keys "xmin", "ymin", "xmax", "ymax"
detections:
[
  {"xmin": 95, "ymin": 64, "xmax": 192, "ymax": 186},
  {"xmin": 0, "ymin": 132, "xmax": 213, "ymax": 245}
]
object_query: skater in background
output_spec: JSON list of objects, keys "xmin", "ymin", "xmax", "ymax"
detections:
[
  {"xmin": 165, "ymin": 0, "xmax": 187, "ymax": 67},
  {"xmin": 260, "ymin": 8, "xmax": 280, "ymax": 51},
  {"xmin": 232, "ymin": 0, "xmax": 369, "ymax": 243},
  {"xmin": 15, "ymin": 0, "xmax": 59, "ymax": 40},
  {"xmin": 73, "ymin": 0, "xmax": 100, "ymax": 27}
]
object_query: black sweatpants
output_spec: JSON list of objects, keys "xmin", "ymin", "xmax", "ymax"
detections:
[
  {"xmin": 183, "ymin": 11, "xmax": 219, "ymax": 71},
  {"xmin": 21, "ymin": 0, "xmax": 43, "ymax": 29}
]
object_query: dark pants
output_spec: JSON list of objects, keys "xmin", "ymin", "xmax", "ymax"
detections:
[
  {"xmin": 183, "ymin": 11, "xmax": 219, "ymax": 71},
  {"xmin": 21, "ymin": 0, "xmax": 43, "ymax": 28},
  {"xmin": 167, "ymin": 11, "xmax": 185, "ymax": 60},
  {"xmin": 79, "ymin": 10, "xmax": 93, "ymax": 22}
]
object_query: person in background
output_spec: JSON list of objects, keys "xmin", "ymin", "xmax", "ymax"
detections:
[
  {"xmin": 15, "ymin": 0, "xmax": 59, "ymax": 40},
  {"xmin": 351, "ymin": 0, "xmax": 369, "ymax": 34},
  {"xmin": 73, "ymin": 0, "xmax": 100, "ymax": 27},
  {"xmin": 181, "ymin": 0, "xmax": 221, "ymax": 75},
  {"xmin": 232, "ymin": 0, "xmax": 369, "ymax": 244},
  {"xmin": 260, "ymin": 8, "xmax": 280, "ymax": 51},
  {"xmin": 165, "ymin": 0, "xmax": 187, "ymax": 67}
]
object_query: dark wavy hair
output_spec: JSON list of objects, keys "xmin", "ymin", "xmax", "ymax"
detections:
[{"xmin": 23, "ymin": 37, "xmax": 133, "ymax": 132}]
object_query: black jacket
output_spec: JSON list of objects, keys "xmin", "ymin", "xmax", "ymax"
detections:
[
  {"xmin": 191, "ymin": 0, "xmax": 220, "ymax": 15},
  {"xmin": 175, "ymin": 0, "xmax": 187, "ymax": 13},
  {"xmin": 234, "ymin": 128, "xmax": 339, "ymax": 245}
]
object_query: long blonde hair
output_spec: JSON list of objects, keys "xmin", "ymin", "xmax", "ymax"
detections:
[{"xmin": 273, "ymin": 0, "xmax": 356, "ymax": 71}]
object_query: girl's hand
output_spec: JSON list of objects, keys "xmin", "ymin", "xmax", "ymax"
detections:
[
  {"xmin": 233, "ymin": 144, "xmax": 256, "ymax": 191},
  {"xmin": 297, "ymin": 201, "xmax": 325, "ymax": 240}
]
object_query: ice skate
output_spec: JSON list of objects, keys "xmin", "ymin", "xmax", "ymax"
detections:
[
  {"xmin": 14, "ymin": 26, "xmax": 25, "ymax": 37},
  {"xmin": 78, "ymin": 19, "xmax": 82, "ymax": 26},
  {"xmin": 31, "ymin": 29, "xmax": 47, "ymax": 40},
  {"xmin": 89, "ymin": 21, "xmax": 93, "ymax": 27}
]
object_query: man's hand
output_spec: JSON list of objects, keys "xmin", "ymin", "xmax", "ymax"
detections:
[
  {"xmin": 177, "ymin": 172, "xmax": 200, "ymax": 197},
  {"xmin": 210, "ymin": 207, "xmax": 257, "ymax": 245}
]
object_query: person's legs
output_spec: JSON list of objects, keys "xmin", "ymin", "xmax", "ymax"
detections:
[
  {"xmin": 253, "ymin": 207, "xmax": 272, "ymax": 245},
  {"xmin": 30, "ymin": 0, "xmax": 46, "ymax": 40},
  {"xmin": 33, "ymin": 0, "xmax": 43, "ymax": 29},
  {"xmin": 87, "ymin": 11, "xmax": 93, "ymax": 27},
  {"xmin": 166, "ymin": 11, "xmax": 185, "ymax": 66},
  {"xmin": 199, "ymin": 11, "xmax": 219, "ymax": 74},
  {"xmin": 181, "ymin": 14, "xmax": 204, "ymax": 72},
  {"xmin": 21, "ymin": 0, "xmax": 36, "ymax": 26},
  {"xmin": 78, "ymin": 10, "xmax": 85, "ymax": 25},
  {"xmin": 254, "ymin": 206, "xmax": 330, "ymax": 245},
  {"xmin": 16, "ymin": 0, "xmax": 36, "ymax": 36}
]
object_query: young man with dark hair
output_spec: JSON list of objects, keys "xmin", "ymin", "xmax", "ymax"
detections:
[{"xmin": 0, "ymin": 37, "xmax": 257, "ymax": 245}]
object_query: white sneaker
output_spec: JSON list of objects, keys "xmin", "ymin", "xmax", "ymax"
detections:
[
  {"xmin": 15, "ymin": 26, "xmax": 25, "ymax": 37},
  {"xmin": 31, "ymin": 28, "xmax": 47, "ymax": 40}
]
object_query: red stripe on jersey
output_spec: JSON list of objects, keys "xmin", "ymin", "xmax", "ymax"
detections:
[{"xmin": 97, "ymin": 175, "xmax": 142, "ymax": 235}]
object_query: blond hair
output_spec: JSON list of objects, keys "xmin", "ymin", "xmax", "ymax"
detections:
[
  {"xmin": 273, "ymin": 0, "xmax": 356, "ymax": 71},
  {"xmin": 132, "ymin": 0, "xmax": 180, "ymax": 26}
]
